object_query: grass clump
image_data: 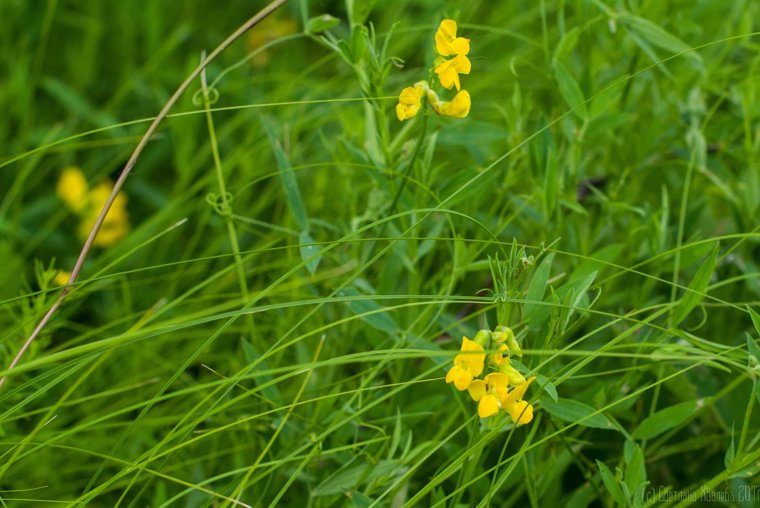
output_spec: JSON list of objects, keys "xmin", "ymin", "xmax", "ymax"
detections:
[{"xmin": 1, "ymin": 0, "xmax": 760, "ymax": 506}]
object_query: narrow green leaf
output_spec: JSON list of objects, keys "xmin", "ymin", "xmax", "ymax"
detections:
[
  {"xmin": 339, "ymin": 287, "xmax": 397, "ymax": 336},
  {"xmin": 240, "ymin": 339, "xmax": 281, "ymax": 400},
  {"xmin": 553, "ymin": 26, "xmax": 581, "ymax": 63},
  {"xmin": 43, "ymin": 78, "xmax": 120, "ymax": 129},
  {"xmin": 262, "ymin": 117, "xmax": 308, "ymax": 230},
  {"xmin": 313, "ymin": 459, "xmax": 400, "ymax": 496},
  {"xmin": 349, "ymin": 492, "xmax": 373, "ymax": 507},
  {"xmin": 556, "ymin": 271, "xmax": 598, "ymax": 331},
  {"xmin": 725, "ymin": 426, "xmax": 735, "ymax": 468},
  {"xmin": 621, "ymin": 15, "xmax": 703, "ymax": 71},
  {"xmin": 554, "ymin": 61, "xmax": 588, "ymax": 120},
  {"xmin": 597, "ymin": 460, "xmax": 626, "ymax": 505},
  {"xmin": 544, "ymin": 147, "xmax": 558, "ymax": 216},
  {"xmin": 534, "ymin": 373, "xmax": 558, "ymax": 401},
  {"xmin": 524, "ymin": 253, "xmax": 554, "ymax": 328},
  {"xmin": 542, "ymin": 398, "xmax": 617, "ymax": 430},
  {"xmin": 306, "ymin": 14, "xmax": 340, "ymax": 34},
  {"xmin": 624, "ymin": 441, "xmax": 647, "ymax": 495},
  {"xmin": 632, "ymin": 399, "xmax": 701, "ymax": 440},
  {"xmin": 671, "ymin": 243, "xmax": 718, "ymax": 326},
  {"xmin": 299, "ymin": 231, "xmax": 321, "ymax": 275},
  {"xmin": 747, "ymin": 305, "xmax": 760, "ymax": 340}
]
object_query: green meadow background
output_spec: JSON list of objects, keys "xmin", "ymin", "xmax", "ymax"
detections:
[{"xmin": 1, "ymin": 0, "xmax": 760, "ymax": 506}]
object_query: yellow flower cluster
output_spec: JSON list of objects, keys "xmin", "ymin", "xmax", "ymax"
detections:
[
  {"xmin": 56, "ymin": 167, "xmax": 130, "ymax": 247},
  {"xmin": 445, "ymin": 327, "xmax": 536, "ymax": 425},
  {"xmin": 396, "ymin": 19, "xmax": 472, "ymax": 121}
]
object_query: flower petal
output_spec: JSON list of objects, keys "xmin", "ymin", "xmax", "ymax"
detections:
[
  {"xmin": 435, "ymin": 19, "xmax": 459, "ymax": 56},
  {"xmin": 446, "ymin": 365, "xmax": 473, "ymax": 391},
  {"xmin": 492, "ymin": 344, "xmax": 509, "ymax": 367},
  {"xmin": 438, "ymin": 90, "xmax": 471, "ymax": 118},
  {"xmin": 484, "ymin": 372, "xmax": 509, "ymax": 390},
  {"xmin": 459, "ymin": 336, "xmax": 485, "ymax": 376},
  {"xmin": 503, "ymin": 376, "xmax": 535, "ymax": 408},
  {"xmin": 503, "ymin": 364, "xmax": 527, "ymax": 386},
  {"xmin": 478, "ymin": 394, "xmax": 500, "ymax": 418},
  {"xmin": 396, "ymin": 103, "xmax": 408, "ymax": 121},
  {"xmin": 452, "ymin": 37, "xmax": 470, "ymax": 56},
  {"xmin": 508, "ymin": 400, "xmax": 534, "ymax": 425},
  {"xmin": 467, "ymin": 379, "xmax": 486, "ymax": 401},
  {"xmin": 57, "ymin": 167, "xmax": 89, "ymax": 213},
  {"xmin": 396, "ymin": 84, "xmax": 425, "ymax": 121},
  {"xmin": 435, "ymin": 60, "xmax": 460, "ymax": 90},
  {"xmin": 451, "ymin": 55, "xmax": 471, "ymax": 74}
]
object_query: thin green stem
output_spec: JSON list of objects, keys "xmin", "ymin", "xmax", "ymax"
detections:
[
  {"xmin": 389, "ymin": 110, "xmax": 429, "ymax": 216},
  {"xmin": 200, "ymin": 64, "xmax": 252, "ymax": 317}
]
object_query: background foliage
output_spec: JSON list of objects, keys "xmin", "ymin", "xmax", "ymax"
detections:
[{"xmin": 1, "ymin": 0, "xmax": 760, "ymax": 506}]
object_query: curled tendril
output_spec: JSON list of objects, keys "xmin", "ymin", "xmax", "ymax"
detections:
[
  {"xmin": 205, "ymin": 191, "xmax": 234, "ymax": 216},
  {"xmin": 192, "ymin": 86, "xmax": 220, "ymax": 106}
]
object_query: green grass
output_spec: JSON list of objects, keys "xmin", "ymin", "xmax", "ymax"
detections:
[{"xmin": 1, "ymin": 0, "xmax": 760, "ymax": 506}]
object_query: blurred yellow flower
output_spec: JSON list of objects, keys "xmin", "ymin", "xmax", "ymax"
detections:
[
  {"xmin": 445, "ymin": 336, "xmax": 485, "ymax": 391},
  {"xmin": 246, "ymin": 16, "xmax": 297, "ymax": 67},
  {"xmin": 492, "ymin": 343, "xmax": 509, "ymax": 367},
  {"xmin": 435, "ymin": 19, "xmax": 470, "ymax": 57},
  {"xmin": 434, "ymin": 20, "xmax": 471, "ymax": 90},
  {"xmin": 435, "ymin": 55, "xmax": 471, "ymax": 91},
  {"xmin": 395, "ymin": 18, "xmax": 472, "ymax": 122},
  {"xmin": 57, "ymin": 167, "xmax": 129, "ymax": 247},
  {"xmin": 468, "ymin": 372, "xmax": 509, "ymax": 418},
  {"xmin": 56, "ymin": 167, "xmax": 89, "ymax": 213},
  {"xmin": 54, "ymin": 270, "xmax": 71, "ymax": 286},
  {"xmin": 396, "ymin": 83, "xmax": 426, "ymax": 121},
  {"xmin": 436, "ymin": 90, "xmax": 471, "ymax": 118},
  {"xmin": 501, "ymin": 376, "xmax": 536, "ymax": 425}
]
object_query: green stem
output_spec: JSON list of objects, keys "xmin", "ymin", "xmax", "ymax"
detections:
[
  {"xmin": 200, "ymin": 65, "xmax": 253, "ymax": 331},
  {"xmin": 389, "ymin": 110, "xmax": 429, "ymax": 216}
]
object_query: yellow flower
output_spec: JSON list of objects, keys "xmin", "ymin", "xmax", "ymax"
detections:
[
  {"xmin": 435, "ymin": 19, "xmax": 470, "ymax": 57},
  {"xmin": 434, "ymin": 55, "xmax": 471, "ymax": 91},
  {"xmin": 445, "ymin": 336, "xmax": 486, "ymax": 391},
  {"xmin": 56, "ymin": 167, "xmax": 89, "ymax": 213},
  {"xmin": 396, "ymin": 83, "xmax": 426, "ymax": 121},
  {"xmin": 57, "ymin": 168, "xmax": 130, "ymax": 247},
  {"xmin": 433, "ymin": 20, "xmax": 471, "ymax": 91},
  {"xmin": 54, "ymin": 270, "xmax": 71, "ymax": 286},
  {"xmin": 78, "ymin": 182, "xmax": 130, "ymax": 247},
  {"xmin": 500, "ymin": 376, "xmax": 536, "ymax": 425},
  {"xmin": 395, "ymin": 20, "xmax": 472, "ymax": 122},
  {"xmin": 436, "ymin": 90, "xmax": 471, "ymax": 118},
  {"xmin": 246, "ymin": 16, "xmax": 297, "ymax": 67},
  {"xmin": 492, "ymin": 344, "xmax": 509, "ymax": 367},
  {"xmin": 494, "ymin": 325, "xmax": 522, "ymax": 357},
  {"xmin": 467, "ymin": 372, "xmax": 509, "ymax": 418}
]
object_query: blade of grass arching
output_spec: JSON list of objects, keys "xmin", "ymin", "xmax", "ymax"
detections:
[
  {"xmin": 152, "ymin": 437, "xmax": 390, "ymax": 508},
  {"xmin": 47, "ymin": 28, "xmax": 760, "ymax": 504},
  {"xmin": 0, "ymin": 126, "xmax": 62, "ymax": 220},
  {"xmin": 261, "ymin": 115, "xmax": 323, "ymax": 276},
  {"xmin": 0, "ymin": 0, "xmax": 290, "ymax": 390},
  {"xmin": 97, "ymin": 208, "xmax": 496, "ymax": 480},
  {"xmin": 7, "ymin": 442, "xmax": 252, "ymax": 508},
  {"xmin": 88, "ymin": 362, "xmax": 441, "ymax": 506},
  {"xmin": 448, "ymin": 352, "xmax": 737, "ymax": 505},
  {"xmin": 227, "ymin": 337, "xmax": 324, "ymax": 505},
  {"xmin": 670, "ymin": 242, "xmax": 718, "ymax": 327},
  {"xmin": 200, "ymin": 62, "xmax": 256, "ymax": 342},
  {"xmin": 0, "ymin": 358, "xmax": 92, "ymax": 466},
  {"xmin": 266, "ymin": 443, "xmax": 317, "ymax": 508},
  {"xmin": 127, "ymin": 258, "xmax": 744, "ymax": 500},
  {"xmin": 0, "ymin": 217, "xmax": 189, "ymax": 359},
  {"xmin": 261, "ymin": 117, "xmax": 307, "ymax": 230},
  {"xmin": 0, "ymin": 96, "xmax": 394, "ymax": 172}
]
